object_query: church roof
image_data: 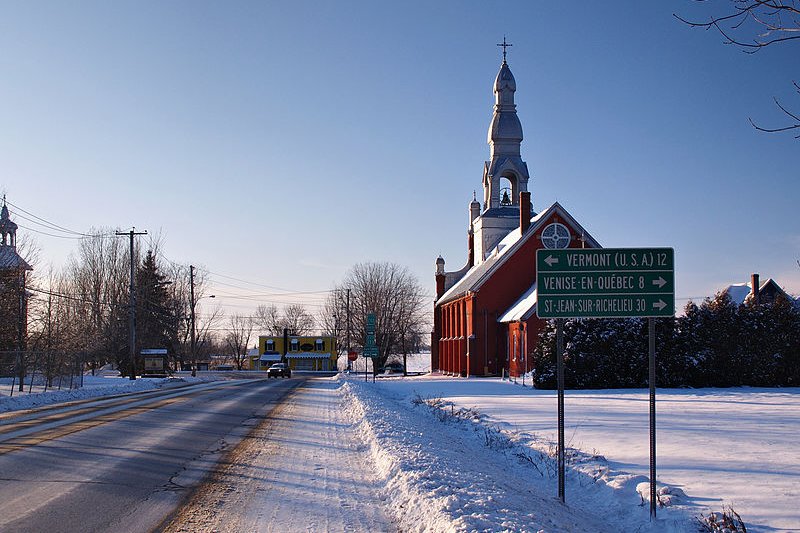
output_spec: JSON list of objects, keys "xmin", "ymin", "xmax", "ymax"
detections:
[
  {"xmin": 498, "ymin": 282, "xmax": 538, "ymax": 322},
  {"xmin": 0, "ymin": 246, "xmax": 32, "ymax": 270},
  {"xmin": 436, "ymin": 202, "xmax": 600, "ymax": 306}
]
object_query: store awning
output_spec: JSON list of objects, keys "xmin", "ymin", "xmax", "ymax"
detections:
[{"xmin": 286, "ymin": 352, "xmax": 332, "ymax": 359}]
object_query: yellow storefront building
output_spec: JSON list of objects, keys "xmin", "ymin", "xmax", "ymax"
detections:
[{"xmin": 252, "ymin": 335, "xmax": 338, "ymax": 372}]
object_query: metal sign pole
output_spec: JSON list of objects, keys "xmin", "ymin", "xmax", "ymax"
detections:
[
  {"xmin": 556, "ymin": 318, "xmax": 565, "ymax": 503},
  {"xmin": 649, "ymin": 316, "xmax": 657, "ymax": 519}
]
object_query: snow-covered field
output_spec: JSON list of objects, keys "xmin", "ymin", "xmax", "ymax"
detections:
[{"xmin": 347, "ymin": 354, "xmax": 798, "ymax": 532}]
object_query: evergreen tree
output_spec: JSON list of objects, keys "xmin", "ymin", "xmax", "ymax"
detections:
[{"xmin": 135, "ymin": 251, "xmax": 174, "ymax": 356}]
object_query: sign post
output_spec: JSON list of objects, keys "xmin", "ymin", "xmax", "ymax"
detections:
[{"xmin": 537, "ymin": 248, "xmax": 674, "ymax": 517}]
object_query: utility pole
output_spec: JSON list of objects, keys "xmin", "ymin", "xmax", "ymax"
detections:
[
  {"xmin": 189, "ymin": 265, "xmax": 197, "ymax": 377},
  {"xmin": 116, "ymin": 228, "xmax": 147, "ymax": 380},
  {"xmin": 346, "ymin": 288, "xmax": 351, "ymax": 371},
  {"xmin": 16, "ymin": 269, "xmax": 25, "ymax": 392}
]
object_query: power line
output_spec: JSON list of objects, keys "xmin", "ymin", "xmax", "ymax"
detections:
[
  {"xmin": 205, "ymin": 269, "xmax": 317, "ymax": 293},
  {"xmin": 16, "ymin": 223, "xmax": 85, "ymax": 240},
  {"xmin": 5, "ymin": 199, "xmax": 110, "ymax": 238}
]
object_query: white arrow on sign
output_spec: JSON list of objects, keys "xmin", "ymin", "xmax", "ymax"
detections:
[
  {"xmin": 652, "ymin": 276, "xmax": 667, "ymax": 288},
  {"xmin": 653, "ymin": 300, "xmax": 667, "ymax": 311},
  {"xmin": 544, "ymin": 255, "xmax": 559, "ymax": 267}
]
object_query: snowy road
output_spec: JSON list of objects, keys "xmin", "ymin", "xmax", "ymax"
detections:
[
  {"xmin": 0, "ymin": 377, "xmax": 300, "ymax": 532},
  {"xmin": 162, "ymin": 378, "xmax": 394, "ymax": 532}
]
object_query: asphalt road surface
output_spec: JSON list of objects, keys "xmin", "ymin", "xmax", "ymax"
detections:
[
  {"xmin": 160, "ymin": 378, "xmax": 393, "ymax": 533},
  {"xmin": 0, "ymin": 376, "xmax": 301, "ymax": 533}
]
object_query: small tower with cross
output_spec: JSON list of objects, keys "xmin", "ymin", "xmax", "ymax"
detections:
[
  {"xmin": 0, "ymin": 195, "xmax": 19, "ymax": 248},
  {"xmin": 0, "ymin": 197, "xmax": 32, "ymax": 353}
]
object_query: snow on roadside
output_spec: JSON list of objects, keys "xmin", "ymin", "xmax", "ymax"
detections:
[
  {"xmin": 340, "ymin": 374, "xmax": 697, "ymax": 532},
  {"xmin": 0, "ymin": 374, "xmax": 221, "ymax": 414}
]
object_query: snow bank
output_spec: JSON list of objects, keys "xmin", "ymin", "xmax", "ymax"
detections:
[
  {"xmin": 339, "ymin": 375, "xmax": 697, "ymax": 532},
  {"xmin": 0, "ymin": 374, "xmax": 220, "ymax": 413}
]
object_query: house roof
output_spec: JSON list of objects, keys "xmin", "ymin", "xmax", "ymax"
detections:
[
  {"xmin": 721, "ymin": 278, "xmax": 796, "ymax": 306},
  {"xmin": 436, "ymin": 202, "xmax": 600, "ymax": 306},
  {"xmin": 722, "ymin": 283, "xmax": 752, "ymax": 306}
]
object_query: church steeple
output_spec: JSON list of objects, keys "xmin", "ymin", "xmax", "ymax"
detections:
[
  {"xmin": 472, "ymin": 46, "xmax": 533, "ymax": 262},
  {"xmin": 481, "ymin": 51, "xmax": 530, "ymax": 215},
  {"xmin": 0, "ymin": 195, "xmax": 18, "ymax": 248}
]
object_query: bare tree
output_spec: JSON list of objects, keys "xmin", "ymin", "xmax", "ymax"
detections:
[
  {"xmin": 282, "ymin": 303, "xmax": 315, "ymax": 335},
  {"xmin": 324, "ymin": 262, "xmax": 429, "ymax": 371},
  {"xmin": 254, "ymin": 303, "xmax": 315, "ymax": 335},
  {"xmin": 676, "ymin": 1, "xmax": 800, "ymax": 136},
  {"xmin": 225, "ymin": 314, "xmax": 254, "ymax": 370},
  {"xmin": 65, "ymin": 230, "xmax": 131, "ymax": 374},
  {"xmin": 254, "ymin": 304, "xmax": 283, "ymax": 335}
]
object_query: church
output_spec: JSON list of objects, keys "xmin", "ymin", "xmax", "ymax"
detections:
[
  {"xmin": 0, "ymin": 198, "xmax": 32, "ymax": 354},
  {"xmin": 432, "ymin": 51, "xmax": 600, "ymax": 378}
]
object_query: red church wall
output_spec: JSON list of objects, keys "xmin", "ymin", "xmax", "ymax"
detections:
[{"xmin": 435, "ymin": 211, "xmax": 593, "ymax": 378}]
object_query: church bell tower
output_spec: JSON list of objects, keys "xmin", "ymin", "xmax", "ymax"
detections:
[{"xmin": 472, "ymin": 40, "xmax": 532, "ymax": 262}]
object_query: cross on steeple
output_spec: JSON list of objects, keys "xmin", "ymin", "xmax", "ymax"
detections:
[{"xmin": 497, "ymin": 36, "xmax": 512, "ymax": 63}]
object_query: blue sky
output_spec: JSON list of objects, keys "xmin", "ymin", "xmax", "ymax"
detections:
[{"xmin": 1, "ymin": 1, "xmax": 798, "ymax": 318}]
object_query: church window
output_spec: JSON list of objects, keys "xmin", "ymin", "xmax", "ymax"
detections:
[{"xmin": 541, "ymin": 223, "xmax": 571, "ymax": 249}]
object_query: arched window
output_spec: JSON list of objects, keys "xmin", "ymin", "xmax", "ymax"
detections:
[
  {"xmin": 315, "ymin": 339, "xmax": 325, "ymax": 351},
  {"xmin": 290, "ymin": 338, "xmax": 299, "ymax": 352},
  {"xmin": 499, "ymin": 176, "xmax": 514, "ymax": 206},
  {"xmin": 265, "ymin": 340, "xmax": 275, "ymax": 352}
]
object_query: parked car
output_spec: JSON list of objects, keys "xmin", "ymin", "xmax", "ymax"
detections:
[
  {"xmin": 380, "ymin": 362, "xmax": 405, "ymax": 374},
  {"xmin": 267, "ymin": 362, "xmax": 291, "ymax": 378}
]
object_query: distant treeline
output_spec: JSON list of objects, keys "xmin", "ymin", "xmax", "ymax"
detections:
[{"xmin": 531, "ymin": 293, "xmax": 800, "ymax": 389}]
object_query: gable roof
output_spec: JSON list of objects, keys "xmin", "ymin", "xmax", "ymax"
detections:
[
  {"xmin": 436, "ymin": 202, "xmax": 600, "ymax": 306},
  {"xmin": 0, "ymin": 246, "xmax": 32, "ymax": 271}
]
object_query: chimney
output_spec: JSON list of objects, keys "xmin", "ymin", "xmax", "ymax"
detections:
[
  {"xmin": 751, "ymin": 273, "xmax": 760, "ymax": 305},
  {"xmin": 519, "ymin": 191, "xmax": 531, "ymax": 234},
  {"xmin": 435, "ymin": 257, "xmax": 446, "ymax": 299}
]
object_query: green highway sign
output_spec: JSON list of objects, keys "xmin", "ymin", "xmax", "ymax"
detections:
[
  {"xmin": 536, "ymin": 248, "xmax": 675, "ymax": 318},
  {"xmin": 364, "ymin": 312, "xmax": 378, "ymax": 357},
  {"xmin": 363, "ymin": 346, "xmax": 379, "ymax": 357}
]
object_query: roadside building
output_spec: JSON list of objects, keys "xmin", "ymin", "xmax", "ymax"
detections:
[
  {"xmin": 0, "ymin": 198, "xmax": 32, "ymax": 361},
  {"xmin": 721, "ymin": 273, "xmax": 799, "ymax": 307},
  {"xmin": 253, "ymin": 335, "xmax": 337, "ymax": 371},
  {"xmin": 432, "ymin": 56, "xmax": 600, "ymax": 378}
]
